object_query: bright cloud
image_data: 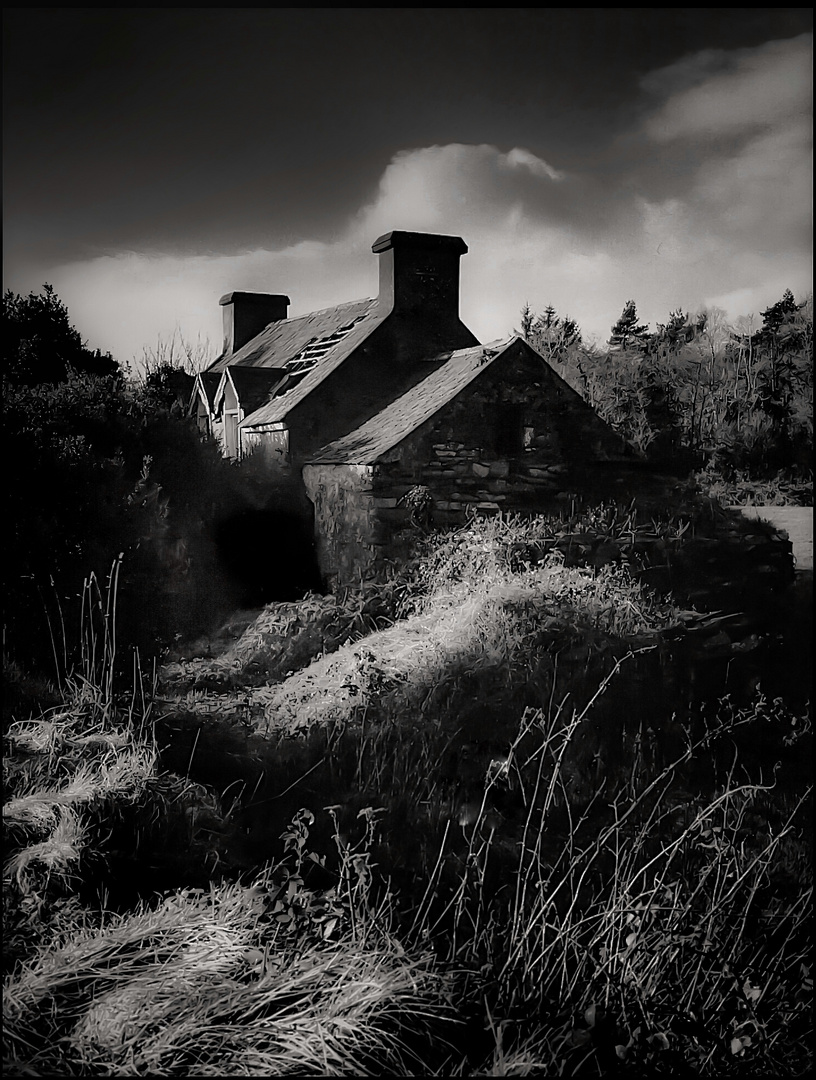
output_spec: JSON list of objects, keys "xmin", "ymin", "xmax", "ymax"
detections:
[
  {"xmin": 503, "ymin": 147, "xmax": 565, "ymax": 181},
  {"xmin": 20, "ymin": 35, "xmax": 812, "ymax": 369},
  {"xmin": 637, "ymin": 34, "xmax": 812, "ymax": 259},
  {"xmin": 48, "ymin": 241, "xmax": 378, "ymax": 369},
  {"xmin": 351, "ymin": 143, "xmax": 568, "ymax": 237}
]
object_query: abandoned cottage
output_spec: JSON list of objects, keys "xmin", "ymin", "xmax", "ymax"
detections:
[{"xmin": 192, "ymin": 230, "xmax": 641, "ymax": 589}]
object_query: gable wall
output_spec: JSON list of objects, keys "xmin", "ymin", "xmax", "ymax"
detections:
[
  {"xmin": 304, "ymin": 346, "xmax": 649, "ymax": 587},
  {"xmin": 194, "ymin": 396, "xmax": 212, "ymax": 437}
]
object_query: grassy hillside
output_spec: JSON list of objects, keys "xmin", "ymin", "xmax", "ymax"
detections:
[{"xmin": 3, "ymin": 508, "xmax": 812, "ymax": 1076}]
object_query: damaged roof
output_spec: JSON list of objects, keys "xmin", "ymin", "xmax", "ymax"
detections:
[
  {"xmin": 208, "ymin": 297, "xmax": 378, "ymax": 373},
  {"xmin": 205, "ymin": 297, "xmax": 384, "ymax": 429},
  {"xmin": 205, "ymin": 296, "xmax": 384, "ymax": 429},
  {"xmin": 307, "ymin": 337, "xmax": 519, "ymax": 465}
]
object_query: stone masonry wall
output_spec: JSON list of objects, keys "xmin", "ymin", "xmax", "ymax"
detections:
[
  {"xmin": 305, "ymin": 349, "xmax": 657, "ymax": 586},
  {"xmin": 303, "ymin": 463, "xmax": 381, "ymax": 589},
  {"xmin": 369, "ymin": 351, "xmax": 642, "ymax": 557}
]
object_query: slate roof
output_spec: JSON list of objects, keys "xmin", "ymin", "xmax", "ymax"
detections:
[
  {"xmin": 307, "ymin": 337, "xmax": 518, "ymax": 465},
  {"xmin": 204, "ymin": 297, "xmax": 384, "ymax": 428},
  {"xmin": 208, "ymin": 297, "xmax": 378, "ymax": 373}
]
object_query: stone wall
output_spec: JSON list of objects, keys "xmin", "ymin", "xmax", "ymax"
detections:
[
  {"xmin": 303, "ymin": 463, "xmax": 380, "ymax": 590},
  {"xmin": 304, "ymin": 349, "xmax": 660, "ymax": 586},
  {"xmin": 369, "ymin": 351, "xmax": 644, "ymax": 557}
]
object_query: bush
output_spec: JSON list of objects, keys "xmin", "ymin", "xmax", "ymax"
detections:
[{"xmin": 3, "ymin": 364, "xmax": 256, "ymax": 680}]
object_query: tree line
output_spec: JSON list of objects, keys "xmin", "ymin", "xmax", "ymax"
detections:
[{"xmin": 520, "ymin": 291, "xmax": 813, "ymax": 482}]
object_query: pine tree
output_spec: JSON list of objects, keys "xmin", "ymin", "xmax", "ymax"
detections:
[
  {"xmin": 663, "ymin": 309, "xmax": 692, "ymax": 344},
  {"xmin": 609, "ymin": 300, "xmax": 649, "ymax": 351},
  {"xmin": 519, "ymin": 303, "xmax": 534, "ymax": 341},
  {"xmin": 525, "ymin": 305, "xmax": 582, "ymax": 362},
  {"xmin": 760, "ymin": 289, "xmax": 800, "ymax": 335},
  {"xmin": 561, "ymin": 317, "xmax": 581, "ymax": 347}
]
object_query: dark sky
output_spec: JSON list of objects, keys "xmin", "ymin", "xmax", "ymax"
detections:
[{"xmin": 3, "ymin": 8, "xmax": 812, "ymax": 363}]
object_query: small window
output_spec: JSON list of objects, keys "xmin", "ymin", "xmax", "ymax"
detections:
[{"xmin": 495, "ymin": 404, "xmax": 524, "ymax": 456}]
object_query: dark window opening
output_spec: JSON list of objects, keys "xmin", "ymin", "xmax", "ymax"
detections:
[{"xmin": 495, "ymin": 404, "xmax": 524, "ymax": 456}]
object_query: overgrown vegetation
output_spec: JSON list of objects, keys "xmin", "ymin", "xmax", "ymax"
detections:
[
  {"xmin": 2, "ymin": 287, "xmax": 310, "ymax": 684},
  {"xmin": 521, "ymin": 290, "xmax": 813, "ymax": 495},
  {"xmin": 3, "ymin": 284, "xmax": 119, "ymax": 386},
  {"xmin": 4, "ymin": 511, "xmax": 811, "ymax": 1076}
]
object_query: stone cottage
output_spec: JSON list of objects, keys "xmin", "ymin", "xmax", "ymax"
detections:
[
  {"xmin": 303, "ymin": 337, "xmax": 637, "ymax": 587},
  {"xmin": 193, "ymin": 229, "xmax": 640, "ymax": 588}
]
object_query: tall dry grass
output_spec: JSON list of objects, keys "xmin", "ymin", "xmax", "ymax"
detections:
[
  {"xmin": 4, "ymin": 876, "xmax": 449, "ymax": 1077},
  {"xmin": 407, "ymin": 689, "xmax": 812, "ymax": 1077},
  {"xmin": 3, "ymin": 517, "xmax": 811, "ymax": 1076},
  {"xmin": 3, "ymin": 565, "xmax": 457, "ymax": 1077}
]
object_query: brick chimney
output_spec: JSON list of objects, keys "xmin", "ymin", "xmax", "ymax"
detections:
[
  {"xmin": 219, "ymin": 292, "xmax": 290, "ymax": 354},
  {"xmin": 372, "ymin": 231, "xmax": 468, "ymax": 317}
]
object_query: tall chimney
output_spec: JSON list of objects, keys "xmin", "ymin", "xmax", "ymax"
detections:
[
  {"xmin": 220, "ymin": 292, "xmax": 290, "ymax": 354},
  {"xmin": 372, "ymin": 231, "xmax": 467, "ymax": 317}
]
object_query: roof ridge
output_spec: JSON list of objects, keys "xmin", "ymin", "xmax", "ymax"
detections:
[
  {"xmin": 283, "ymin": 296, "xmax": 376, "ymax": 322},
  {"xmin": 416, "ymin": 335, "xmax": 516, "ymax": 366}
]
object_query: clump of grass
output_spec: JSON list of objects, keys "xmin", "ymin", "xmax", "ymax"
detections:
[
  {"xmin": 245, "ymin": 529, "xmax": 677, "ymax": 738},
  {"xmin": 398, "ymin": 498, "xmax": 792, "ymax": 617},
  {"xmin": 3, "ymin": 563, "xmax": 249, "ymax": 977},
  {"xmin": 697, "ymin": 466, "xmax": 813, "ymax": 508},
  {"xmin": 393, "ymin": 507, "xmax": 688, "ymax": 610},
  {"xmin": 3, "ymin": 681, "xmax": 250, "ymax": 949},
  {"xmin": 4, "ymin": 822, "xmax": 453, "ymax": 1077},
  {"xmin": 3, "ymin": 684, "xmax": 158, "ymax": 895},
  {"xmin": 161, "ymin": 582, "xmax": 403, "ymax": 694}
]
